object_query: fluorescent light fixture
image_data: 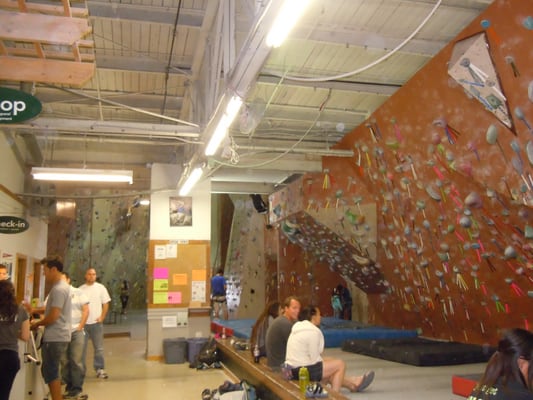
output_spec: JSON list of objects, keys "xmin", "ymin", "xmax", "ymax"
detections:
[
  {"xmin": 179, "ymin": 166, "xmax": 203, "ymax": 196},
  {"xmin": 205, "ymin": 95, "xmax": 243, "ymax": 156},
  {"xmin": 139, "ymin": 198, "xmax": 150, "ymax": 206},
  {"xmin": 266, "ymin": 0, "xmax": 311, "ymax": 48},
  {"xmin": 31, "ymin": 167, "xmax": 133, "ymax": 184}
]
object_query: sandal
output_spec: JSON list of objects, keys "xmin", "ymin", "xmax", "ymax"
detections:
[{"xmin": 355, "ymin": 370, "xmax": 375, "ymax": 392}]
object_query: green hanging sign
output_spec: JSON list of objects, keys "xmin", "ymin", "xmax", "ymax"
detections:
[{"xmin": 0, "ymin": 87, "xmax": 42, "ymax": 123}]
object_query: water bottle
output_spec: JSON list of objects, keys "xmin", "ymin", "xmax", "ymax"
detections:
[
  {"xmin": 298, "ymin": 366, "xmax": 309, "ymax": 394},
  {"xmin": 253, "ymin": 345, "xmax": 260, "ymax": 363}
]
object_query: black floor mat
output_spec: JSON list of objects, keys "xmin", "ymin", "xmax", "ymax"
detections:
[{"xmin": 341, "ymin": 337, "xmax": 495, "ymax": 366}]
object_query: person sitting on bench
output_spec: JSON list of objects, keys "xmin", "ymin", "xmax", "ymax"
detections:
[{"xmin": 285, "ymin": 305, "xmax": 375, "ymax": 393}]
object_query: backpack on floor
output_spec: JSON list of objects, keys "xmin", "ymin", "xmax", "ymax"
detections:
[
  {"xmin": 217, "ymin": 381, "xmax": 256, "ymax": 400},
  {"xmin": 191, "ymin": 337, "xmax": 219, "ymax": 368}
]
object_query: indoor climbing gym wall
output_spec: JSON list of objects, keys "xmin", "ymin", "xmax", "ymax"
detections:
[
  {"xmin": 265, "ymin": 179, "xmax": 375, "ymax": 317},
  {"xmin": 48, "ymin": 192, "xmax": 149, "ymax": 310},
  {"xmin": 313, "ymin": 0, "xmax": 533, "ymax": 345},
  {"xmin": 224, "ymin": 194, "xmax": 267, "ymax": 319}
]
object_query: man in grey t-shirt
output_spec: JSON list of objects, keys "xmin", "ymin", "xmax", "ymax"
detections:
[
  {"xmin": 31, "ymin": 257, "xmax": 72, "ymax": 400},
  {"xmin": 265, "ymin": 296, "xmax": 301, "ymax": 370}
]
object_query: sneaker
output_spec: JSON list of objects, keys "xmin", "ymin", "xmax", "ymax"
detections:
[
  {"xmin": 96, "ymin": 369, "xmax": 108, "ymax": 379},
  {"xmin": 63, "ymin": 393, "xmax": 88, "ymax": 399}
]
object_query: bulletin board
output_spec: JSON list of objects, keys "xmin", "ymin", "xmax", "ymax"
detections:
[{"xmin": 147, "ymin": 239, "xmax": 211, "ymax": 309}]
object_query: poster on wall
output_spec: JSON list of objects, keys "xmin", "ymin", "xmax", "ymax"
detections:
[
  {"xmin": 1, "ymin": 252, "xmax": 14, "ymax": 279},
  {"xmin": 169, "ymin": 196, "xmax": 192, "ymax": 226}
]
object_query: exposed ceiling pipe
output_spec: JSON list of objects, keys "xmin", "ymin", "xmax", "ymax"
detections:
[
  {"xmin": 19, "ymin": 134, "xmax": 190, "ymax": 146},
  {"xmin": 235, "ymin": 144, "xmax": 353, "ymax": 157},
  {"xmin": 10, "ymin": 118, "xmax": 200, "ymax": 138},
  {"xmin": 58, "ymin": 87, "xmax": 199, "ymax": 127}
]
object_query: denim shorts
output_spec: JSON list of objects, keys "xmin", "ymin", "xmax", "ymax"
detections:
[{"xmin": 41, "ymin": 342, "xmax": 68, "ymax": 384}]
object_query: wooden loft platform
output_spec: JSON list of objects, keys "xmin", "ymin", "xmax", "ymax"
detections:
[{"xmin": 0, "ymin": 0, "xmax": 95, "ymax": 87}]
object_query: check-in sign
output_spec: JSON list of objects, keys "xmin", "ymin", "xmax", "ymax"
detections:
[{"xmin": 0, "ymin": 216, "xmax": 30, "ymax": 234}]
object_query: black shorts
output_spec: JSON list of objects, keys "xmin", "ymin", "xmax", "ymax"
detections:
[
  {"xmin": 291, "ymin": 361, "xmax": 323, "ymax": 382},
  {"xmin": 212, "ymin": 295, "xmax": 226, "ymax": 303}
]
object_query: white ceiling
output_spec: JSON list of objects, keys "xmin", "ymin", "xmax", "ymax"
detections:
[{"xmin": 1, "ymin": 0, "xmax": 491, "ymax": 196}]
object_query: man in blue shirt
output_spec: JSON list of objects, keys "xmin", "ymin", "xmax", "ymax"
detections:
[{"xmin": 210, "ymin": 269, "xmax": 228, "ymax": 319}]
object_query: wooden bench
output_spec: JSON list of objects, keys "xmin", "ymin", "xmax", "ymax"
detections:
[{"xmin": 216, "ymin": 338, "xmax": 349, "ymax": 400}]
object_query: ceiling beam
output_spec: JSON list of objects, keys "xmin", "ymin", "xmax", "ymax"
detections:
[
  {"xmin": 210, "ymin": 180, "xmax": 277, "ymax": 194},
  {"xmin": 96, "ymin": 54, "xmax": 191, "ymax": 76},
  {"xmin": 260, "ymin": 103, "xmax": 367, "ymax": 126},
  {"xmin": 87, "ymin": 0, "xmax": 204, "ymax": 26},
  {"xmin": 291, "ymin": 25, "xmax": 444, "ymax": 57},
  {"xmin": 213, "ymin": 154, "xmax": 323, "ymax": 173},
  {"xmin": 29, "ymin": 86, "xmax": 183, "ymax": 111},
  {"xmin": 257, "ymin": 74, "xmax": 399, "ymax": 96},
  {"xmin": 235, "ymin": 145, "xmax": 353, "ymax": 157},
  {"xmin": 180, "ymin": 0, "xmax": 220, "ymax": 122}
]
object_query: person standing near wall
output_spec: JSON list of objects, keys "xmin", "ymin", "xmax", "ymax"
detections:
[
  {"xmin": 210, "ymin": 269, "xmax": 228, "ymax": 320},
  {"xmin": 119, "ymin": 280, "xmax": 129, "ymax": 315},
  {"xmin": 0, "ymin": 280, "xmax": 30, "ymax": 400},
  {"xmin": 331, "ymin": 288, "xmax": 343, "ymax": 319},
  {"xmin": 30, "ymin": 256, "xmax": 72, "ymax": 400},
  {"xmin": 265, "ymin": 296, "xmax": 301, "ymax": 371},
  {"xmin": 80, "ymin": 267, "xmax": 111, "ymax": 379},
  {"xmin": 62, "ymin": 272, "xmax": 89, "ymax": 400},
  {"xmin": 337, "ymin": 284, "xmax": 353, "ymax": 320}
]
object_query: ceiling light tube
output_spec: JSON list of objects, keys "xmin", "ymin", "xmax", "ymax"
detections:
[
  {"xmin": 31, "ymin": 167, "xmax": 133, "ymax": 184},
  {"xmin": 205, "ymin": 95, "xmax": 243, "ymax": 156},
  {"xmin": 179, "ymin": 166, "xmax": 203, "ymax": 196},
  {"xmin": 266, "ymin": 0, "xmax": 311, "ymax": 48}
]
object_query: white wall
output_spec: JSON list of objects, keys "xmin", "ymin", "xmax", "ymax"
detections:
[
  {"xmin": 0, "ymin": 131, "xmax": 48, "ymax": 400},
  {"xmin": 0, "ymin": 131, "xmax": 48, "ymax": 282},
  {"xmin": 147, "ymin": 163, "xmax": 212, "ymax": 358},
  {"xmin": 149, "ymin": 163, "xmax": 211, "ymax": 240}
]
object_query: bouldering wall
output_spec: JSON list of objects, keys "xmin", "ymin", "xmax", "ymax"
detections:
[
  {"xmin": 48, "ymin": 192, "xmax": 149, "ymax": 310},
  {"xmin": 224, "ymin": 194, "xmax": 267, "ymax": 319},
  {"xmin": 313, "ymin": 0, "xmax": 533, "ymax": 344}
]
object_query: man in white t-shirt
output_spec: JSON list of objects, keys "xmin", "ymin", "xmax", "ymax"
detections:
[
  {"xmin": 79, "ymin": 267, "xmax": 111, "ymax": 379},
  {"xmin": 61, "ymin": 272, "xmax": 89, "ymax": 399}
]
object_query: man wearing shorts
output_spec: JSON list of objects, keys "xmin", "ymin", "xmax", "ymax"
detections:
[
  {"xmin": 210, "ymin": 269, "xmax": 228, "ymax": 319},
  {"xmin": 31, "ymin": 257, "xmax": 72, "ymax": 400}
]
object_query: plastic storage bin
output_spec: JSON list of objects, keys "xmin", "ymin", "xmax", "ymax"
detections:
[
  {"xmin": 187, "ymin": 337, "xmax": 208, "ymax": 364},
  {"xmin": 163, "ymin": 337, "xmax": 187, "ymax": 364}
]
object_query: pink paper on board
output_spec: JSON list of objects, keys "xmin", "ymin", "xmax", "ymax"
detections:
[
  {"xmin": 167, "ymin": 292, "xmax": 182, "ymax": 304},
  {"xmin": 154, "ymin": 267, "xmax": 169, "ymax": 279}
]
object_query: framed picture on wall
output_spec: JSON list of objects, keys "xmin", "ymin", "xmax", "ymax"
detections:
[
  {"xmin": 169, "ymin": 196, "xmax": 192, "ymax": 226},
  {"xmin": 1, "ymin": 252, "xmax": 14, "ymax": 279}
]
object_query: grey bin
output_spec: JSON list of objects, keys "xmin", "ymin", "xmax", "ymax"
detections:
[
  {"xmin": 163, "ymin": 337, "xmax": 187, "ymax": 364},
  {"xmin": 187, "ymin": 337, "xmax": 208, "ymax": 365}
]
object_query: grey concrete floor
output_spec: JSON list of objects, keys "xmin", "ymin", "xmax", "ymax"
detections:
[{"xmin": 87, "ymin": 310, "xmax": 484, "ymax": 400}]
